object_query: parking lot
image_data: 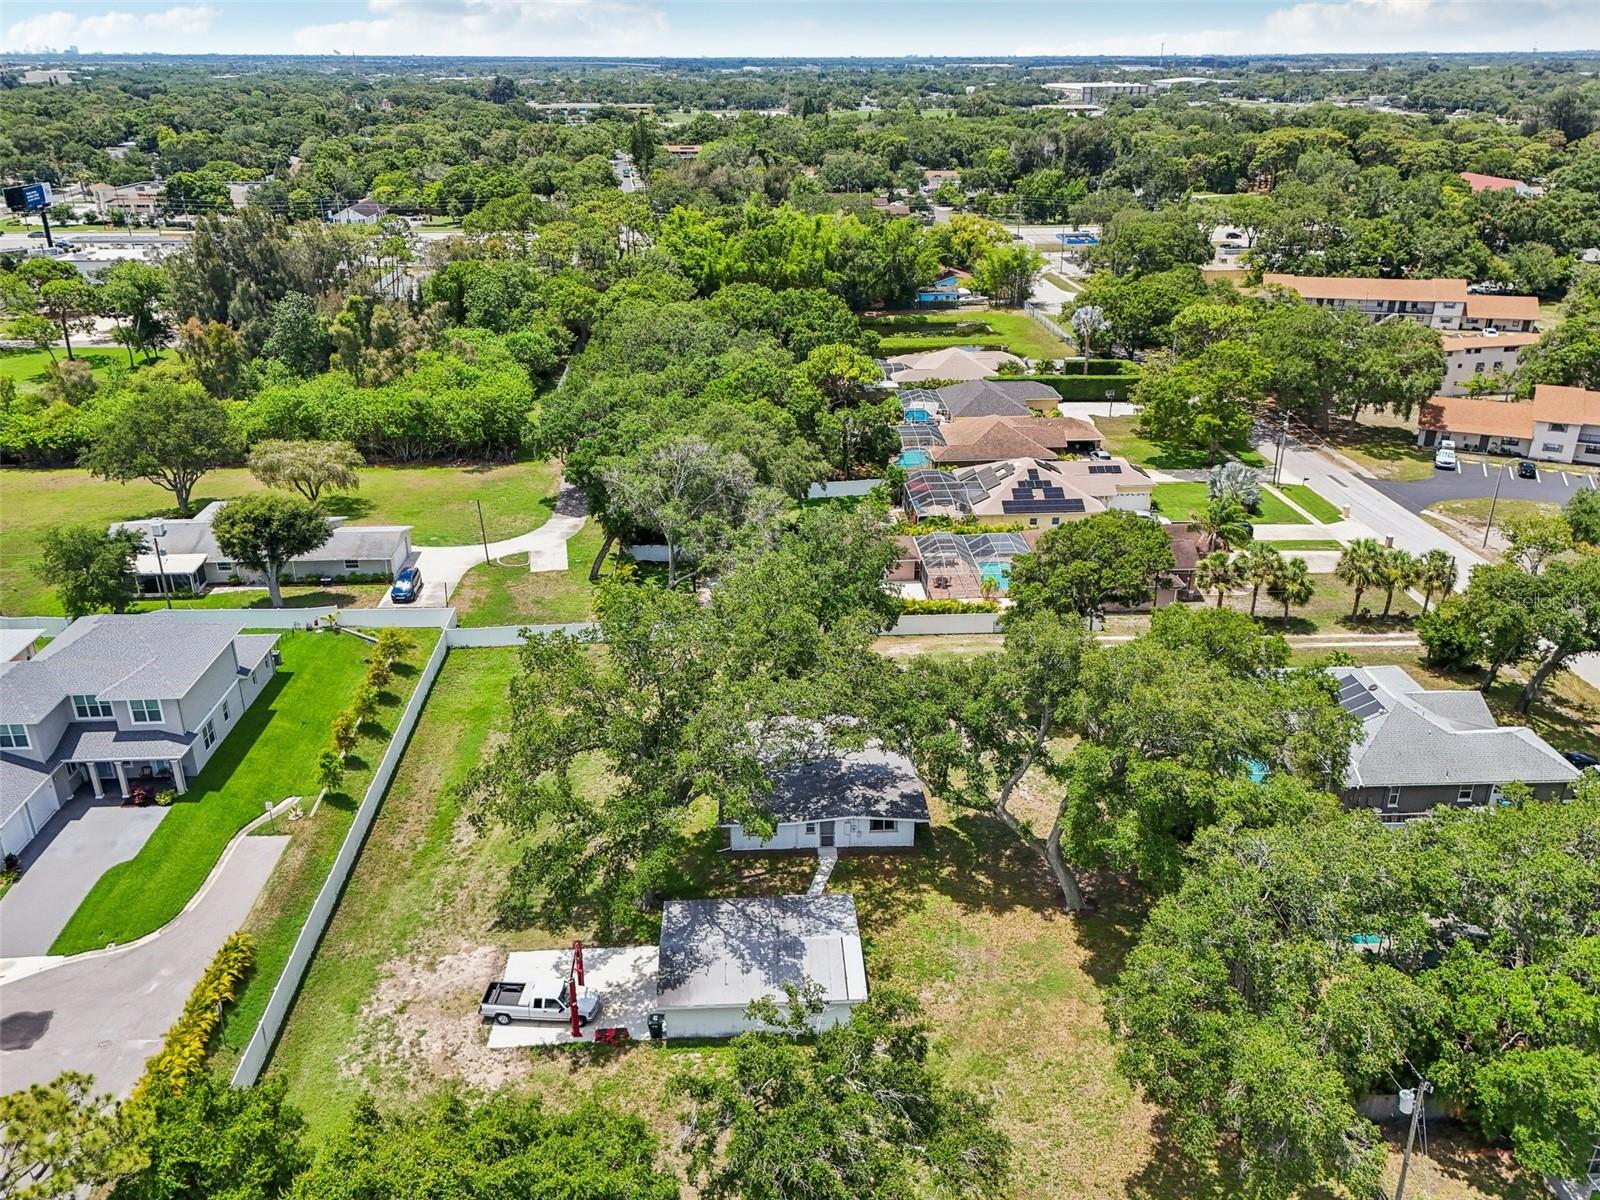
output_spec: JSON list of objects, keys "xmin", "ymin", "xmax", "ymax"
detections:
[
  {"xmin": 1367, "ymin": 458, "xmax": 1597, "ymax": 515},
  {"xmin": 483, "ymin": 944, "xmax": 658, "ymax": 1048}
]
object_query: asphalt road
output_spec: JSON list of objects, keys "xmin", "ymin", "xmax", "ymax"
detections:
[{"xmin": 1367, "ymin": 460, "xmax": 1598, "ymax": 515}]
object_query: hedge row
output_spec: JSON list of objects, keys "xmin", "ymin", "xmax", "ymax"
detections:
[
  {"xmin": 1015, "ymin": 373, "xmax": 1142, "ymax": 401},
  {"xmin": 132, "ymin": 932, "xmax": 255, "ymax": 1104},
  {"xmin": 900, "ymin": 598, "xmax": 1001, "ymax": 614}
]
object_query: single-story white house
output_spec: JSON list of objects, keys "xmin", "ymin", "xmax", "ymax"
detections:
[
  {"xmin": 654, "ymin": 894, "xmax": 869, "ymax": 1038},
  {"xmin": 115, "ymin": 502, "xmax": 412, "ymax": 596},
  {"xmin": 722, "ymin": 746, "xmax": 931, "ymax": 851},
  {"xmin": 329, "ymin": 198, "xmax": 388, "ymax": 225}
]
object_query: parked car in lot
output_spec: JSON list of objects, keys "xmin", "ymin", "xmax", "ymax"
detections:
[
  {"xmin": 1088, "ymin": 448, "xmax": 1113, "ymax": 461},
  {"xmin": 480, "ymin": 979, "xmax": 602, "ymax": 1026},
  {"xmin": 1562, "ymin": 750, "xmax": 1599, "ymax": 771},
  {"xmin": 1517, "ymin": 459, "xmax": 1538, "ymax": 479},
  {"xmin": 389, "ymin": 566, "xmax": 423, "ymax": 603},
  {"xmin": 1433, "ymin": 441, "xmax": 1458, "ymax": 471}
]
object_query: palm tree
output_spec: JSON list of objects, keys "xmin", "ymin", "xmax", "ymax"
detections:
[
  {"xmin": 1197, "ymin": 496, "xmax": 1253, "ymax": 552},
  {"xmin": 1266, "ymin": 555, "xmax": 1315, "ymax": 624},
  {"xmin": 1334, "ymin": 538, "xmax": 1387, "ymax": 618},
  {"xmin": 1238, "ymin": 542, "xmax": 1283, "ymax": 617},
  {"xmin": 1195, "ymin": 550, "xmax": 1240, "ymax": 608},
  {"xmin": 1375, "ymin": 547, "xmax": 1416, "ymax": 618},
  {"xmin": 1415, "ymin": 549, "xmax": 1458, "ymax": 613},
  {"xmin": 1070, "ymin": 304, "xmax": 1109, "ymax": 374}
]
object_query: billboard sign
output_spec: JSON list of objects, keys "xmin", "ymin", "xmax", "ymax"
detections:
[{"xmin": 3, "ymin": 182, "xmax": 54, "ymax": 213}]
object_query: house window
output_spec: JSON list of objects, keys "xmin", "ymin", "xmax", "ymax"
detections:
[
  {"xmin": 71, "ymin": 694, "xmax": 113, "ymax": 719},
  {"xmin": 1457, "ymin": 785, "xmax": 1475, "ymax": 803},
  {"xmin": 222, "ymin": 699, "xmax": 231, "ymax": 721},
  {"xmin": 0, "ymin": 724, "xmax": 29, "ymax": 749},
  {"xmin": 1585, "ymin": 444, "xmax": 1600, "ymax": 456},
  {"xmin": 1548, "ymin": 423, "xmax": 1568, "ymax": 432},
  {"xmin": 868, "ymin": 818, "xmax": 899, "ymax": 832},
  {"xmin": 129, "ymin": 699, "xmax": 163, "ymax": 724},
  {"xmin": 1542, "ymin": 443, "xmax": 1563, "ymax": 453},
  {"xmin": 215, "ymin": 561, "xmax": 233, "ymax": 571},
  {"xmin": 1385, "ymin": 787, "xmax": 1400, "ymax": 810},
  {"xmin": 344, "ymin": 559, "xmax": 360, "ymax": 570},
  {"xmin": 804, "ymin": 823, "xmax": 815, "ymax": 834},
  {"xmin": 202, "ymin": 719, "xmax": 216, "ymax": 749},
  {"xmin": 1028, "ymin": 518, "xmax": 1038, "ymax": 527}
]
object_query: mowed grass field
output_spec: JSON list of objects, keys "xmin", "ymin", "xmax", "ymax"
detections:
[
  {"xmin": 254, "ymin": 640, "xmax": 1562, "ymax": 1198},
  {"xmin": 866, "ymin": 308, "xmax": 1075, "ymax": 359},
  {"xmin": 0, "ymin": 461, "xmax": 561, "ymax": 615}
]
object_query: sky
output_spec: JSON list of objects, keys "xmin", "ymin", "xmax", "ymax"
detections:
[{"xmin": 4, "ymin": 0, "xmax": 1600, "ymax": 60}]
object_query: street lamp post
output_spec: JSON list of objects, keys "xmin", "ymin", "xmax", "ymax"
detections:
[
  {"xmin": 150, "ymin": 518, "xmax": 173, "ymax": 610},
  {"xmin": 1105, "ymin": 388, "xmax": 1117, "ymax": 418}
]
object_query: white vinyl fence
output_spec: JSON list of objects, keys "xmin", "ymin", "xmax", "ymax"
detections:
[
  {"xmin": 0, "ymin": 615, "xmax": 71, "ymax": 634},
  {"xmin": 230, "ymin": 627, "xmax": 451, "ymax": 1086},
  {"xmin": 881, "ymin": 613, "xmax": 1002, "ymax": 636},
  {"xmin": 806, "ymin": 479, "xmax": 883, "ymax": 500},
  {"xmin": 445, "ymin": 623, "xmax": 597, "ymax": 648}
]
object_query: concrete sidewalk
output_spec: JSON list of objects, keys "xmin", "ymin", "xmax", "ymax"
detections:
[{"xmin": 0, "ymin": 834, "xmax": 286, "ymax": 1097}]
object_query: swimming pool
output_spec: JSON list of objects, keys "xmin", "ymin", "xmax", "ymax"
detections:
[
  {"xmin": 898, "ymin": 449, "xmax": 932, "ymax": 468},
  {"xmin": 902, "ymin": 408, "xmax": 934, "ymax": 423},
  {"xmin": 978, "ymin": 561, "xmax": 1010, "ymax": 591}
]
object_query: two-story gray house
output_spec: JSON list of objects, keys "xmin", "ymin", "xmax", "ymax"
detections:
[
  {"xmin": 0, "ymin": 617, "xmax": 280, "ymax": 858},
  {"xmin": 1331, "ymin": 666, "xmax": 1579, "ymax": 823}
]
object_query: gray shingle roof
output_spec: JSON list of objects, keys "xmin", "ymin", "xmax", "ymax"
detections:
[
  {"xmin": 115, "ymin": 503, "xmax": 409, "ymax": 567},
  {"xmin": 0, "ymin": 617, "xmax": 240, "ymax": 721},
  {"xmin": 656, "ymin": 894, "xmax": 867, "ymax": 1010},
  {"xmin": 938, "ymin": 379, "xmax": 1058, "ymax": 418},
  {"xmin": 739, "ymin": 747, "xmax": 930, "ymax": 827},
  {"xmin": 54, "ymin": 721, "xmax": 195, "ymax": 760},
  {"xmin": 1332, "ymin": 666, "xmax": 1579, "ymax": 788}
]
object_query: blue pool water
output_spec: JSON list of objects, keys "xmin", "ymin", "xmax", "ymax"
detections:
[
  {"xmin": 978, "ymin": 561, "xmax": 1011, "ymax": 590},
  {"xmin": 903, "ymin": 408, "xmax": 934, "ymax": 423},
  {"xmin": 1244, "ymin": 759, "xmax": 1269, "ymax": 783},
  {"xmin": 898, "ymin": 449, "xmax": 932, "ymax": 467}
]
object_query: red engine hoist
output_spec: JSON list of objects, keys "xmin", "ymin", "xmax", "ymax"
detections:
[{"xmin": 567, "ymin": 941, "xmax": 585, "ymax": 1039}]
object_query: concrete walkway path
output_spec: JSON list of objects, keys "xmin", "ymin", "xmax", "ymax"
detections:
[
  {"xmin": 0, "ymin": 792, "xmax": 169, "ymax": 957},
  {"xmin": 0, "ymin": 834, "xmax": 286, "ymax": 1097},
  {"xmin": 379, "ymin": 480, "xmax": 588, "ymax": 608},
  {"xmin": 807, "ymin": 846, "xmax": 838, "ymax": 896}
]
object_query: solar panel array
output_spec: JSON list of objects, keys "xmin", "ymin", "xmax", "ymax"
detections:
[
  {"xmin": 897, "ymin": 423, "xmax": 947, "ymax": 448},
  {"xmin": 1087, "ymin": 464, "xmax": 1122, "ymax": 474},
  {"xmin": 999, "ymin": 468, "xmax": 1086, "ymax": 516},
  {"xmin": 1336, "ymin": 674, "xmax": 1388, "ymax": 721}
]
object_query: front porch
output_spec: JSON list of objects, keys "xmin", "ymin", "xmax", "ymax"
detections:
[{"xmin": 73, "ymin": 757, "xmax": 188, "ymax": 803}]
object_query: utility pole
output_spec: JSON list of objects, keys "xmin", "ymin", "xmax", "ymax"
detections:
[
  {"xmin": 1274, "ymin": 412, "xmax": 1290, "ymax": 485},
  {"xmin": 473, "ymin": 499, "xmax": 490, "ymax": 565},
  {"xmin": 1394, "ymin": 1079, "xmax": 1432, "ymax": 1200},
  {"xmin": 1482, "ymin": 470, "xmax": 1503, "ymax": 548}
]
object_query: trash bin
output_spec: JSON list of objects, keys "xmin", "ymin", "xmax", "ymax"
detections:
[{"xmin": 647, "ymin": 1013, "xmax": 665, "ymax": 1041}]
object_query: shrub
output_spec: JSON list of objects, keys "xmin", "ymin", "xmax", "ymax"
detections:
[
  {"xmin": 329, "ymin": 710, "xmax": 359, "ymax": 756},
  {"xmin": 350, "ymin": 683, "xmax": 380, "ymax": 727},
  {"xmin": 900, "ymin": 597, "xmax": 1000, "ymax": 614},
  {"xmin": 365, "ymin": 656, "xmax": 392, "ymax": 689},
  {"xmin": 372, "ymin": 627, "xmax": 415, "ymax": 663},
  {"xmin": 317, "ymin": 748, "xmax": 345, "ymax": 794},
  {"xmin": 131, "ymin": 932, "xmax": 254, "ymax": 1105},
  {"xmin": 1023, "ymin": 372, "xmax": 1141, "ymax": 401},
  {"xmin": 153, "ymin": 790, "xmax": 177, "ymax": 808},
  {"xmin": 1418, "ymin": 600, "xmax": 1482, "ymax": 670}
]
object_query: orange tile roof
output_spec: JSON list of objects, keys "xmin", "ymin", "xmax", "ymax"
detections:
[
  {"xmin": 1417, "ymin": 396, "xmax": 1537, "ymax": 438},
  {"xmin": 1264, "ymin": 274, "xmax": 1469, "ymax": 303},
  {"xmin": 1464, "ymin": 294, "xmax": 1541, "ymax": 323},
  {"xmin": 1441, "ymin": 331, "xmax": 1541, "ymax": 350},
  {"xmin": 1532, "ymin": 385, "xmax": 1600, "ymax": 425},
  {"xmin": 1459, "ymin": 171, "xmax": 1528, "ymax": 193}
]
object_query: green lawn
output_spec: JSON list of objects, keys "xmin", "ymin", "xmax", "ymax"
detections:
[
  {"xmin": 1320, "ymin": 419, "xmax": 1437, "ymax": 481},
  {"xmin": 0, "ymin": 346, "xmax": 164, "ymax": 391},
  {"xmin": 1273, "ymin": 482, "xmax": 1343, "ymax": 523},
  {"xmin": 1224, "ymin": 572, "xmax": 1422, "ymax": 633},
  {"xmin": 126, "ymin": 585, "xmax": 388, "ymax": 613},
  {"xmin": 867, "ymin": 308, "xmax": 1074, "ymax": 359},
  {"xmin": 1428, "ymin": 497, "xmax": 1561, "ymax": 528},
  {"xmin": 1094, "ymin": 416, "xmax": 1267, "ymax": 471},
  {"xmin": 452, "ymin": 517, "xmax": 612, "ymax": 627},
  {"xmin": 50, "ymin": 630, "xmax": 376, "ymax": 954},
  {"xmin": 216, "ymin": 629, "xmax": 439, "ymax": 1058},
  {"xmin": 1151, "ymin": 482, "xmax": 1309, "ymax": 525},
  {"xmin": 1263, "ymin": 538, "xmax": 1343, "ymax": 550},
  {"xmin": 0, "ymin": 461, "xmax": 561, "ymax": 615}
]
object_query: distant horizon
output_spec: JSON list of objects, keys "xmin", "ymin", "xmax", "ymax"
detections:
[{"xmin": 6, "ymin": 0, "xmax": 1600, "ymax": 60}]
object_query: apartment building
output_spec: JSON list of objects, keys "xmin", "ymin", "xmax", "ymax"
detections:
[
  {"xmin": 1417, "ymin": 385, "xmax": 1600, "ymax": 464},
  {"xmin": 1439, "ymin": 329, "xmax": 1540, "ymax": 395},
  {"xmin": 1263, "ymin": 275, "xmax": 1540, "ymax": 333}
]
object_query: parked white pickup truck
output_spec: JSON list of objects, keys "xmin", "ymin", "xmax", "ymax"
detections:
[{"xmin": 480, "ymin": 979, "xmax": 602, "ymax": 1026}]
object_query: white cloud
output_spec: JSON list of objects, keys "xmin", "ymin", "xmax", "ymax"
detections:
[
  {"xmin": 290, "ymin": 0, "xmax": 668, "ymax": 56},
  {"xmin": 4, "ymin": 4, "xmax": 218, "ymax": 52},
  {"xmin": 1026, "ymin": 0, "xmax": 1600, "ymax": 56}
]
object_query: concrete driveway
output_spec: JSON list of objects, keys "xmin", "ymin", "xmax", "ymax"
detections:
[
  {"xmin": 1367, "ymin": 459, "xmax": 1597, "ymax": 515},
  {"xmin": 485, "ymin": 945, "xmax": 657, "ymax": 1047},
  {"xmin": 0, "ymin": 834, "xmax": 286, "ymax": 1097},
  {"xmin": 378, "ymin": 481, "xmax": 588, "ymax": 608},
  {"xmin": 0, "ymin": 792, "xmax": 169, "ymax": 957}
]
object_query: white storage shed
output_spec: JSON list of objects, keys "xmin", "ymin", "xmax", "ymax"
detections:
[{"xmin": 654, "ymin": 894, "xmax": 869, "ymax": 1039}]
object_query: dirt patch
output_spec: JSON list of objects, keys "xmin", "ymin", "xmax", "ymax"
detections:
[{"xmin": 343, "ymin": 941, "xmax": 519, "ymax": 1091}]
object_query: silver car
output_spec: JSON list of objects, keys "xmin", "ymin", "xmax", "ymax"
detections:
[{"xmin": 480, "ymin": 979, "xmax": 602, "ymax": 1026}]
